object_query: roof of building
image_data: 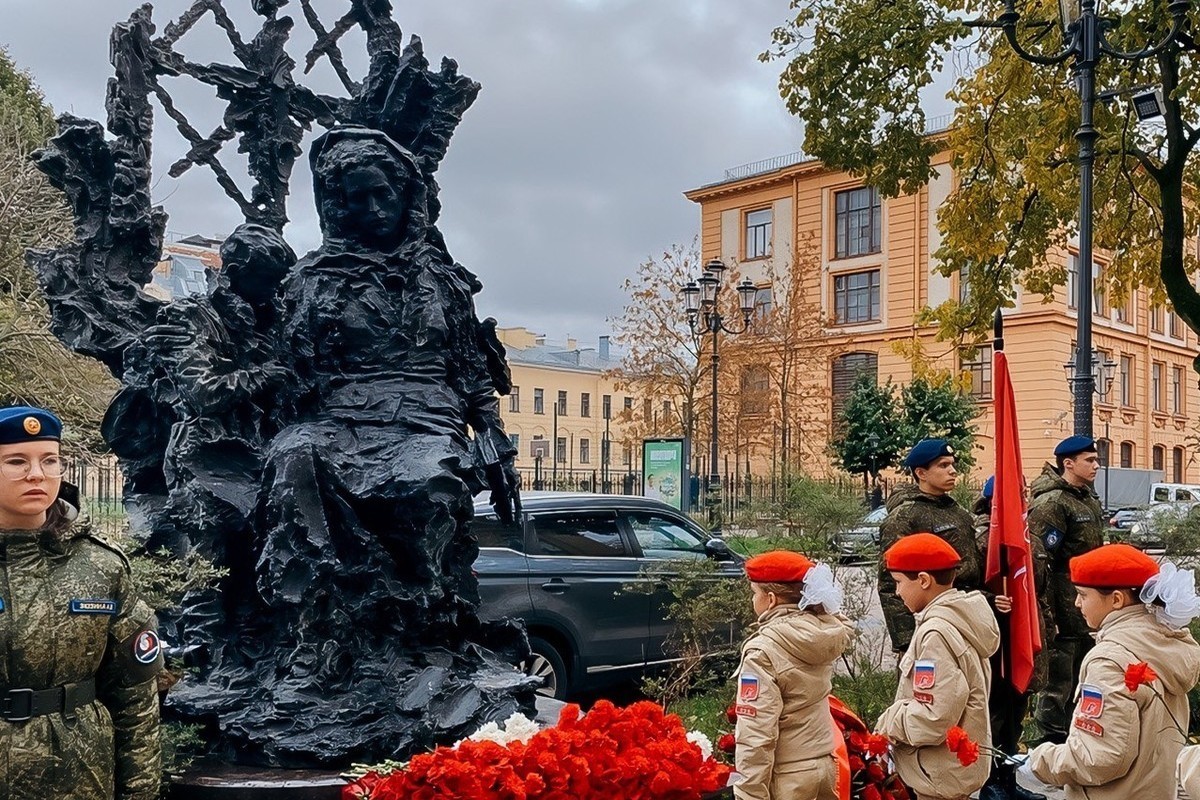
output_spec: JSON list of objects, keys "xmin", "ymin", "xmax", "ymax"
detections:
[{"xmin": 505, "ymin": 341, "xmax": 623, "ymax": 373}]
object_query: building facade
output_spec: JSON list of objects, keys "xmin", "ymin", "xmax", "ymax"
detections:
[
  {"xmin": 685, "ymin": 147, "xmax": 1200, "ymax": 486},
  {"xmin": 496, "ymin": 328, "xmax": 643, "ymax": 489}
]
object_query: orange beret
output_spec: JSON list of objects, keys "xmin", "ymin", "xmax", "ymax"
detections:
[
  {"xmin": 884, "ymin": 533, "xmax": 962, "ymax": 572},
  {"xmin": 1069, "ymin": 544, "xmax": 1159, "ymax": 588},
  {"xmin": 746, "ymin": 550, "xmax": 815, "ymax": 583}
]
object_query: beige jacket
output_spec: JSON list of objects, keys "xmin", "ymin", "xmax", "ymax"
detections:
[
  {"xmin": 733, "ymin": 605, "xmax": 856, "ymax": 800},
  {"xmin": 1029, "ymin": 605, "xmax": 1200, "ymax": 800},
  {"xmin": 875, "ymin": 589, "xmax": 1000, "ymax": 800}
]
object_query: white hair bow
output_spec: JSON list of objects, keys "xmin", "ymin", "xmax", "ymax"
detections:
[
  {"xmin": 1140, "ymin": 561, "xmax": 1200, "ymax": 629},
  {"xmin": 798, "ymin": 562, "xmax": 844, "ymax": 615}
]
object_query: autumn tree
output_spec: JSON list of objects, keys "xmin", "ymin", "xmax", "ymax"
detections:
[
  {"xmin": 763, "ymin": 0, "xmax": 1200, "ymax": 363},
  {"xmin": 0, "ymin": 49, "xmax": 116, "ymax": 444}
]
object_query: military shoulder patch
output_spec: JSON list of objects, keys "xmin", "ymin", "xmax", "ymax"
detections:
[
  {"xmin": 913, "ymin": 690, "xmax": 935, "ymax": 705},
  {"xmin": 1043, "ymin": 529, "xmax": 1063, "ymax": 550},
  {"xmin": 134, "ymin": 630, "xmax": 161, "ymax": 664},
  {"xmin": 913, "ymin": 659, "xmax": 937, "ymax": 690},
  {"xmin": 69, "ymin": 598, "xmax": 118, "ymax": 615},
  {"xmin": 739, "ymin": 675, "xmax": 760, "ymax": 702},
  {"xmin": 735, "ymin": 704, "xmax": 757, "ymax": 718},
  {"xmin": 1078, "ymin": 684, "xmax": 1104, "ymax": 718}
]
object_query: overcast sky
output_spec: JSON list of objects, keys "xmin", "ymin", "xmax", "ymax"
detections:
[{"xmin": 4, "ymin": 1, "xmax": 827, "ymax": 345}]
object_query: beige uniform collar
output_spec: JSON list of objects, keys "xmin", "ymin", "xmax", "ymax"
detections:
[
  {"xmin": 913, "ymin": 587, "xmax": 960, "ymax": 624},
  {"xmin": 1094, "ymin": 604, "xmax": 1151, "ymax": 642}
]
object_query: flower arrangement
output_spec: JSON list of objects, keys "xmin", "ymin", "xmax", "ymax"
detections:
[
  {"xmin": 343, "ymin": 700, "xmax": 731, "ymax": 800},
  {"xmin": 943, "ymin": 726, "xmax": 1021, "ymax": 768}
]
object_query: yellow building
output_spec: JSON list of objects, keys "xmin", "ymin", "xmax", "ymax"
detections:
[
  {"xmin": 685, "ymin": 147, "xmax": 1200, "ymax": 484},
  {"xmin": 496, "ymin": 328, "xmax": 642, "ymax": 489}
]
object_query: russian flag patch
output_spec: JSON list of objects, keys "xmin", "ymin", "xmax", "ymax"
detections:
[
  {"xmin": 739, "ymin": 675, "xmax": 760, "ymax": 702},
  {"xmin": 1078, "ymin": 684, "xmax": 1104, "ymax": 719},
  {"xmin": 913, "ymin": 660, "xmax": 937, "ymax": 690}
]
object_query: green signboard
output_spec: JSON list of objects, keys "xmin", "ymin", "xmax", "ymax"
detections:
[{"xmin": 642, "ymin": 438, "xmax": 689, "ymax": 511}]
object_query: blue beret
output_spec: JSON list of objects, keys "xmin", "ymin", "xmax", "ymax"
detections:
[
  {"xmin": 0, "ymin": 406, "xmax": 62, "ymax": 445},
  {"xmin": 903, "ymin": 438, "xmax": 954, "ymax": 469},
  {"xmin": 982, "ymin": 475, "xmax": 994, "ymax": 500},
  {"xmin": 1054, "ymin": 435, "xmax": 1096, "ymax": 458}
]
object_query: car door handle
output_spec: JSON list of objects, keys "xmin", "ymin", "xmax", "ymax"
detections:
[{"xmin": 540, "ymin": 578, "xmax": 570, "ymax": 594}]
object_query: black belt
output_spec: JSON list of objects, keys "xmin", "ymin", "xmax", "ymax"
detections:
[{"xmin": 1, "ymin": 678, "xmax": 96, "ymax": 722}]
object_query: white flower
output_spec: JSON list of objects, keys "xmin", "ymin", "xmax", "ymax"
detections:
[
  {"xmin": 455, "ymin": 713, "xmax": 541, "ymax": 748},
  {"xmin": 687, "ymin": 730, "xmax": 714, "ymax": 760}
]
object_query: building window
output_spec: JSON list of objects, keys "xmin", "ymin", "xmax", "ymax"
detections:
[
  {"xmin": 581, "ymin": 393, "xmax": 591, "ymax": 418},
  {"xmin": 740, "ymin": 366, "xmax": 771, "ymax": 416},
  {"xmin": 1170, "ymin": 310, "xmax": 1184, "ymax": 339},
  {"xmin": 1120, "ymin": 441, "xmax": 1134, "ymax": 468},
  {"xmin": 661, "ymin": 400, "xmax": 672, "ymax": 419},
  {"xmin": 1114, "ymin": 291, "xmax": 1132, "ymax": 325},
  {"xmin": 509, "ymin": 386, "xmax": 520, "ymax": 413},
  {"xmin": 533, "ymin": 388, "xmax": 544, "ymax": 415},
  {"xmin": 557, "ymin": 390, "xmax": 568, "ymax": 416},
  {"xmin": 1151, "ymin": 305, "xmax": 1164, "ymax": 333},
  {"xmin": 643, "ymin": 399, "xmax": 652, "ymax": 422},
  {"xmin": 602, "ymin": 394, "xmax": 612, "ymax": 419},
  {"xmin": 624, "ymin": 397, "xmax": 634, "ymax": 412},
  {"xmin": 752, "ymin": 286, "xmax": 773, "ymax": 331},
  {"xmin": 1096, "ymin": 438, "xmax": 1111, "ymax": 467},
  {"xmin": 960, "ymin": 345, "xmax": 993, "ymax": 400},
  {"xmin": 1174, "ymin": 446, "xmax": 1186, "ymax": 482},
  {"xmin": 834, "ymin": 187, "xmax": 881, "ymax": 258},
  {"xmin": 831, "ymin": 352, "xmax": 879, "ymax": 424},
  {"xmin": 1067, "ymin": 255, "xmax": 1078, "ymax": 310},
  {"xmin": 745, "ymin": 208, "xmax": 772, "ymax": 259},
  {"xmin": 580, "ymin": 438, "xmax": 590, "ymax": 464},
  {"xmin": 1119, "ymin": 355, "xmax": 1134, "ymax": 406},
  {"xmin": 556, "ymin": 437, "xmax": 567, "ymax": 463},
  {"xmin": 1153, "ymin": 362, "xmax": 1165, "ymax": 412},
  {"xmin": 622, "ymin": 444, "xmax": 632, "ymax": 466},
  {"xmin": 1174, "ymin": 366, "xmax": 1185, "ymax": 414},
  {"xmin": 833, "ymin": 269, "xmax": 881, "ymax": 325},
  {"xmin": 1153, "ymin": 445, "xmax": 1166, "ymax": 473},
  {"xmin": 510, "ymin": 433, "xmax": 521, "ymax": 452},
  {"xmin": 1092, "ymin": 268, "xmax": 1106, "ymax": 319}
]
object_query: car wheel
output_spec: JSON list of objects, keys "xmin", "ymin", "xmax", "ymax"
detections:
[{"xmin": 524, "ymin": 636, "xmax": 568, "ymax": 700}]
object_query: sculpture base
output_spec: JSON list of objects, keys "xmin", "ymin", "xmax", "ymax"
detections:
[{"xmin": 167, "ymin": 763, "xmax": 345, "ymax": 799}]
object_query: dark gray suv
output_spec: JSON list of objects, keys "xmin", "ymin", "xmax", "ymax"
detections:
[{"xmin": 471, "ymin": 492, "xmax": 745, "ymax": 699}]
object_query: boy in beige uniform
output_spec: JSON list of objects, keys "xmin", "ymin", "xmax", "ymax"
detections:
[
  {"xmin": 1026, "ymin": 544, "xmax": 1200, "ymax": 800},
  {"xmin": 733, "ymin": 550, "xmax": 856, "ymax": 800},
  {"xmin": 875, "ymin": 533, "xmax": 1000, "ymax": 800}
]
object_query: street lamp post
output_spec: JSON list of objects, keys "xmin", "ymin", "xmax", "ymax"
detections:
[
  {"xmin": 682, "ymin": 258, "xmax": 756, "ymax": 530},
  {"xmin": 985, "ymin": 0, "xmax": 1190, "ymax": 436},
  {"xmin": 1064, "ymin": 348, "xmax": 1117, "ymax": 503}
]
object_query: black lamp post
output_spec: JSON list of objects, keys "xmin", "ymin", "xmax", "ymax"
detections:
[
  {"xmin": 985, "ymin": 0, "xmax": 1190, "ymax": 436},
  {"xmin": 682, "ymin": 258, "xmax": 756, "ymax": 529}
]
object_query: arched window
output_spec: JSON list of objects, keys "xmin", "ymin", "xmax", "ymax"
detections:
[
  {"xmin": 1096, "ymin": 439, "xmax": 1111, "ymax": 467},
  {"xmin": 1153, "ymin": 445, "xmax": 1166, "ymax": 473},
  {"xmin": 1119, "ymin": 441, "xmax": 1134, "ymax": 469},
  {"xmin": 831, "ymin": 352, "xmax": 879, "ymax": 423},
  {"xmin": 1174, "ymin": 447, "xmax": 1187, "ymax": 483}
]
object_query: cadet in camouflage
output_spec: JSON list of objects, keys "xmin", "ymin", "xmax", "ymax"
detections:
[
  {"xmin": 0, "ymin": 406, "xmax": 162, "ymax": 800},
  {"xmin": 878, "ymin": 439, "xmax": 982, "ymax": 652},
  {"xmin": 1028, "ymin": 435, "xmax": 1104, "ymax": 746}
]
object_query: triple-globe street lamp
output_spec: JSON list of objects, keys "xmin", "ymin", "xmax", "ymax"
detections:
[
  {"xmin": 682, "ymin": 258, "xmax": 757, "ymax": 529},
  {"xmin": 983, "ymin": 0, "xmax": 1191, "ymax": 436}
]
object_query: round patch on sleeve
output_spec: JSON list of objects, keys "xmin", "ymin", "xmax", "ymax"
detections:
[{"xmin": 134, "ymin": 630, "xmax": 161, "ymax": 664}]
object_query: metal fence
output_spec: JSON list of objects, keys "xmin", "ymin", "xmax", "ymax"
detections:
[{"xmin": 64, "ymin": 457, "xmax": 126, "ymax": 538}]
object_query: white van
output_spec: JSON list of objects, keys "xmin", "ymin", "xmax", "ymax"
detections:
[{"xmin": 1150, "ymin": 483, "xmax": 1200, "ymax": 504}]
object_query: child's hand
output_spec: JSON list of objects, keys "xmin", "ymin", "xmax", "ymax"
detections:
[{"xmin": 994, "ymin": 595, "xmax": 1013, "ymax": 613}]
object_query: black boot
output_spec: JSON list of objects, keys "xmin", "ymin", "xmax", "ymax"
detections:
[
  {"xmin": 1008, "ymin": 762, "xmax": 1048, "ymax": 800},
  {"xmin": 979, "ymin": 764, "xmax": 1013, "ymax": 800}
]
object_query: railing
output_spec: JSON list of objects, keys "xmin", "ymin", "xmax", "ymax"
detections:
[
  {"xmin": 64, "ymin": 456, "xmax": 126, "ymax": 538},
  {"xmin": 722, "ymin": 111, "xmax": 958, "ymax": 183}
]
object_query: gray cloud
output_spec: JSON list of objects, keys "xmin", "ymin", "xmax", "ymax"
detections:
[{"xmin": 2, "ymin": 0, "xmax": 804, "ymax": 344}]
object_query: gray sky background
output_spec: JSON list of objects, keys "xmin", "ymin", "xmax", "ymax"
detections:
[{"xmin": 0, "ymin": 1, "xmax": 895, "ymax": 345}]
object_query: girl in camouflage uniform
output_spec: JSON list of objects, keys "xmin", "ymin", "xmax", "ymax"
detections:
[{"xmin": 0, "ymin": 406, "xmax": 162, "ymax": 800}]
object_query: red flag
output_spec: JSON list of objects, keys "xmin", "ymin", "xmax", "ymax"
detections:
[{"xmin": 986, "ymin": 349, "xmax": 1042, "ymax": 693}]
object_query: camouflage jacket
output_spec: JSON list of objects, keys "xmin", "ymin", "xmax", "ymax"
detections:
[
  {"xmin": 1, "ymin": 496, "xmax": 162, "ymax": 800},
  {"xmin": 877, "ymin": 484, "xmax": 982, "ymax": 652},
  {"xmin": 1026, "ymin": 463, "xmax": 1105, "ymax": 573}
]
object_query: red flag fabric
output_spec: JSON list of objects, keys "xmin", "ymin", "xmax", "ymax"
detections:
[{"xmin": 986, "ymin": 349, "xmax": 1042, "ymax": 693}]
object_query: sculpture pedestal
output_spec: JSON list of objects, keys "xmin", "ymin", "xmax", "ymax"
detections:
[{"xmin": 168, "ymin": 763, "xmax": 345, "ymax": 799}]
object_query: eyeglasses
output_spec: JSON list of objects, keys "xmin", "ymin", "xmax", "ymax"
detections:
[{"xmin": 0, "ymin": 456, "xmax": 66, "ymax": 481}]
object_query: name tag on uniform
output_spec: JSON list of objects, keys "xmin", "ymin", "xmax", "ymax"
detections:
[
  {"xmin": 69, "ymin": 599, "xmax": 118, "ymax": 615},
  {"xmin": 932, "ymin": 524, "xmax": 956, "ymax": 534}
]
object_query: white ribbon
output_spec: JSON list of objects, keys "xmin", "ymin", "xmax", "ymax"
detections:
[
  {"xmin": 798, "ymin": 562, "xmax": 844, "ymax": 615},
  {"xmin": 1140, "ymin": 561, "xmax": 1200, "ymax": 629}
]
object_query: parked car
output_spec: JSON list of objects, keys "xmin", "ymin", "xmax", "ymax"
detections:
[
  {"xmin": 472, "ymin": 492, "xmax": 745, "ymax": 699},
  {"xmin": 834, "ymin": 506, "xmax": 887, "ymax": 560},
  {"xmin": 1127, "ymin": 502, "xmax": 1196, "ymax": 549},
  {"xmin": 1108, "ymin": 507, "xmax": 1145, "ymax": 533}
]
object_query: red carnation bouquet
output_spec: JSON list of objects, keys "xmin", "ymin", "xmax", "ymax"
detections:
[
  {"xmin": 343, "ymin": 700, "xmax": 731, "ymax": 800},
  {"xmin": 718, "ymin": 696, "xmax": 909, "ymax": 800}
]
